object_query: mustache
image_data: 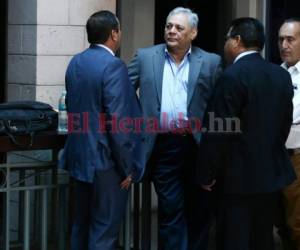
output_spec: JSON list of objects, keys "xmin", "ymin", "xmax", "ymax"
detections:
[
  {"xmin": 166, "ymin": 37, "xmax": 177, "ymax": 41},
  {"xmin": 166, "ymin": 35, "xmax": 177, "ymax": 38},
  {"xmin": 280, "ymin": 49, "xmax": 290, "ymax": 53}
]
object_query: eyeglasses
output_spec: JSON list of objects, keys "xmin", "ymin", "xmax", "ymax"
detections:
[
  {"xmin": 224, "ymin": 34, "xmax": 240, "ymax": 42},
  {"xmin": 224, "ymin": 35, "xmax": 231, "ymax": 42}
]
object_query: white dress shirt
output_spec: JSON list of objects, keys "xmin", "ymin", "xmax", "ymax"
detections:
[
  {"xmin": 96, "ymin": 44, "xmax": 115, "ymax": 56},
  {"xmin": 234, "ymin": 50, "xmax": 258, "ymax": 63},
  {"xmin": 160, "ymin": 48, "xmax": 191, "ymax": 130},
  {"xmin": 282, "ymin": 61, "xmax": 300, "ymax": 149}
]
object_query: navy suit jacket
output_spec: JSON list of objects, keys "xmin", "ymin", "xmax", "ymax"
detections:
[
  {"xmin": 60, "ymin": 45, "xmax": 145, "ymax": 183},
  {"xmin": 198, "ymin": 53, "xmax": 296, "ymax": 194}
]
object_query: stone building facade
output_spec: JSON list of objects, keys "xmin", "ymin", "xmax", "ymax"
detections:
[
  {"xmin": 7, "ymin": 0, "xmax": 115, "ymax": 108},
  {"xmin": 5, "ymin": 0, "xmax": 266, "ymax": 108}
]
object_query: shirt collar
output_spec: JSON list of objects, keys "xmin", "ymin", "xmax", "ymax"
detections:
[
  {"xmin": 281, "ymin": 60, "xmax": 300, "ymax": 73},
  {"xmin": 96, "ymin": 44, "xmax": 115, "ymax": 56},
  {"xmin": 165, "ymin": 47, "xmax": 192, "ymax": 60},
  {"xmin": 234, "ymin": 50, "xmax": 259, "ymax": 63}
]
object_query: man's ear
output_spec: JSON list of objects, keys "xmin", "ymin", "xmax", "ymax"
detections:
[
  {"xmin": 111, "ymin": 29, "xmax": 119, "ymax": 42},
  {"xmin": 233, "ymin": 35, "xmax": 242, "ymax": 48},
  {"xmin": 190, "ymin": 28, "xmax": 198, "ymax": 41}
]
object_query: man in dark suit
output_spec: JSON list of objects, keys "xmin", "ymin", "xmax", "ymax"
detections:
[
  {"xmin": 198, "ymin": 17, "xmax": 296, "ymax": 250},
  {"xmin": 60, "ymin": 10, "xmax": 144, "ymax": 250},
  {"xmin": 128, "ymin": 7, "xmax": 222, "ymax": 250}
]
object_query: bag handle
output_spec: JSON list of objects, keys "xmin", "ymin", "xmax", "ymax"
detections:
[
  {"xmin": 3, "ymin": 119, "xmax": 34, "ymax": 147},
  {"xmin": 5, "ymin": 131, "xmax": 34, "ymax": 148}
]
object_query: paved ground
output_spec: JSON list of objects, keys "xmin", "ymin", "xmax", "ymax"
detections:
[{"xmin": 147, "ymin": 212, "xmax": 283, "ymax": 250}]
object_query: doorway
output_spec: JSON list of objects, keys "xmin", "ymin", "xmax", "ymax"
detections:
[
  {"xmin": 119, "ymin": 0, "xmax": 234, "ymax": 62},
  {"xmin": 154, "ymin": 0, "xmax": 234, "ymax": 55}
]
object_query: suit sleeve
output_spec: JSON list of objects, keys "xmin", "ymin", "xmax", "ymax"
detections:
[
  {"xmin": 128, "ymin": 50, "xmax": 141, "ymax": 91},
  {"xmin": 197, "ymin": 72, "xmax": 246, "ymax": 184},
  {"xmin": 102, "ymin": 58, "xmax": 145, "ymax": 182},
  {"xmin": 212, "ymin": 57, "xmax": 223, "ymax": 86},
  {"xmin": 215, "ymin": 73, "xmax": 246, "ymax": 118},
  {"xmin": 281, "ymin": 73, "xmax": 294, "ymax": 143}
]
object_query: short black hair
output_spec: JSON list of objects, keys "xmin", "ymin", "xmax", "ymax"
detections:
[
  {"xmin": 86, "ymin": 10, "xmax": 119, "ymax": 44},
  {"xmin": 228, "ymin": 17, "xmax": 265, "ymax": 51}
]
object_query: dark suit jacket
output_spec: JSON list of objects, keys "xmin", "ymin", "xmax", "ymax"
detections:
[
  {"xmin": 198, "ymin": 53, "xmax": 296, "ymax": 194},
  {"xmin": 128, "ymin": 44, "xmax": 222, "ymax": 161},
  {"xmin": 60, "ymin": 45, "xmax": 145, "ymax": 183}
]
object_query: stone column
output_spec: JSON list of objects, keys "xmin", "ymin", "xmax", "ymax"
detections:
[
  {"xmin": 119, "ymin": 0, "xmax": 155, "ymax": 63},
  {"xmin": 233, "ymin": 0, "xmax": 266, "ymax": 21}
]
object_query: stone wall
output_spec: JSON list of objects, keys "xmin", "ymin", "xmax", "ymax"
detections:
[{"xmin": 7, "ymin": 0, "xmax": 115, "ymax": 108}]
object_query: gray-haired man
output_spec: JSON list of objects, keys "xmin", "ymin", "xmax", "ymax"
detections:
[{"xmin": 128, "ymin": 7, "xmax": 222, "ymax": 250}]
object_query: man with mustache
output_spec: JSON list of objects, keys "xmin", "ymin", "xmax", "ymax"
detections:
[
  {"xmin": 128, "ymin": 7, "xmax": 222, "ymax": 250},
  {"xmin": 278, "ymin": 18, "xmax": 300, "ymax": 250}
]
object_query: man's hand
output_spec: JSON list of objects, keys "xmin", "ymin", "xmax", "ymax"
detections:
[
  {"xmin": 201, "ymin": 179, "xmax": 216, "ymax": 192},
  {"xmin": 120, "ymin": 175, "xmax": 132, "ymax": 190}
]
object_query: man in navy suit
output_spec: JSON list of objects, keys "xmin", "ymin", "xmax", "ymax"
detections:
[
  {"xmin": 198, "ymin": 17, "xmax": 296, "ymax": 250},
  {"xmin": 61, "ymin": 10, "xmax": 144, "ymax": 250}
]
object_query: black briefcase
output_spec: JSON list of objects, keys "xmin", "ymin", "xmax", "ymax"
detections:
[{"xmin": 0, "ymin": 101, "xmax": 58, "ymax": 146}]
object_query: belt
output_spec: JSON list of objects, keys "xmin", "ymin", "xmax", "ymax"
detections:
[
  {"xmin": 158, "ymin": 128, "xmax": 192, "ymax": 137},
  {"xmin": 287, "ymin": 148, "xmax": 300, "ymax": 156}
]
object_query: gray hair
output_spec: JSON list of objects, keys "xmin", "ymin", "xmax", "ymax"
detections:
[{"xmin": 166, "ymin": 7, "xmax": 199, "ymax": 29}]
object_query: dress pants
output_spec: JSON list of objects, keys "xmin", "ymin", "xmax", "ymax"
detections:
[
  {"xmin": 216, "ymin": 193, "xmax": 277, "ymax": 250},
  {"xmin": 148, "ymin": 133, "xmax": 213, "ymax": 250},
  {"xmin": 71, "ymin": 168, "xmax": 128, "ymax": 250},
  {"xmin": 283, "ymin": 153, "xmax": 300, "ymax": 250},
  {"xmin": 274, "ymin": 192, "xmax": 296, "ymax": 250}
]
